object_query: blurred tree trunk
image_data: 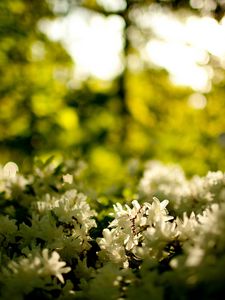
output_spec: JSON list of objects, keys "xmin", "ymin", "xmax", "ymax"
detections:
[{"xmin": 117, "ymin": 0, "xmax": 132, "ymax": 145}]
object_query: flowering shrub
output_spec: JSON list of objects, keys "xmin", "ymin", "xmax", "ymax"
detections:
[{"xmin": 0, "ymin": 159, "xmax": 225, "ymax": 299}]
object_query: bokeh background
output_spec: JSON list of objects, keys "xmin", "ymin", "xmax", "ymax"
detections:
[{"xmin": 1, "ymin": 0, "xmax": 225, "ymax": 192}]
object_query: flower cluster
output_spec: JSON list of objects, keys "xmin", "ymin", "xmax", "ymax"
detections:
[
  {"xmin": 97, "ymin": 198, "xmax": 174, "ymax": 266},
  {"xmin": 0, "ymin": 249, "xmax": 71, "ymax": 300},
  {"xmin": 139, "ymin": 161, "xmax": 225, "ymax": 214},
  {"xmin": 0, "ymin": 160, "xmax": 225, "ymax": 299}
]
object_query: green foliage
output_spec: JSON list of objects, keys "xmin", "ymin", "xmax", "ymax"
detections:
[
  {"xmin": 0, "ymin": 0, "xmax": 73, "ymax": 162},
  {"xmin": 0, "ymin": 0, "xmax": 225, "ymax": 179}
]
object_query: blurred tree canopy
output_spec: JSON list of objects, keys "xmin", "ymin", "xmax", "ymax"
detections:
[
  {"xmin": 0, "ymin": 0, "xmax": 73, "ymax": 160},
  {"xmin": 0, "ymin": 0, "xmax": 225, "ymax": 190}
]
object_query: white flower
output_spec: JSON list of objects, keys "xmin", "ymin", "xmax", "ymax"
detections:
[
  {"xmin": 41, "ymin": 249, "xmax": 71, "ymax": 283},
  {"xmin": 62, "ymin": 174, "xmax": 73, "ymax": 184},
  {"xmin": 186, "ymin": 246, "xmax": 204, "ymax": 267},
  {"xmin": 97, "ymin": 228, "xmax": 127, "ymax": 265},
  {"xmin": 175, "ymin": 211, "xmax": 199, "ymax": 241},
  {"xmin": 3, "ymin": 162, "xmax": 19, "ymax": 178},
  {"xmin": 5, "ymin": 249, "xmax": 71, "ymax": 285},
  {"xmin": 0, "ymin": 162, "xmax": 28, "ymax": 195}
]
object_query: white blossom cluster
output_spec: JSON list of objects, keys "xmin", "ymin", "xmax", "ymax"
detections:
[
  {"xmin": 1, "ymin": 249, "xmax": 71, "ymax": 300},
  {"xmin": 139, "ymin": 161, "xmax": 225, "ymax": 214},
  {"xmin": 18, "ymin": 189, "xmax": 97, "ymax": 262},
  {"xmin": 0, "ymin": 160, "xmax": 225, "ymax": 299},
  {"xmin": 0, "ymin": 162, "xmax": 28, "ymax": 198},
  {"xmin": 97, "ymin": 198, "xmax": 175, "ymax": 267}
]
